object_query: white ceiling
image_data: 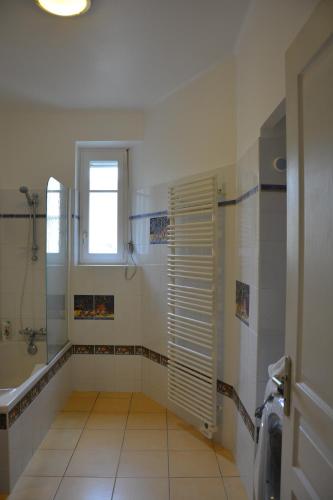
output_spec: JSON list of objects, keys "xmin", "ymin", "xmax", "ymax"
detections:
[{"xmin": 0, "ymin": 0, "xmax": 250, "ymax": 109}]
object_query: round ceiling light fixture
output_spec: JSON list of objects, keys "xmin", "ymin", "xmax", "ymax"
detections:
[{"xmin": 36, "ymin": 0, "xmax": 91, "ymax": 17}]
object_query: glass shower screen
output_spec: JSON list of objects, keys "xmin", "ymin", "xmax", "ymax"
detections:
[{"xmin": 46, "ymin": 177, "xmax": 69, "ymax": 362}]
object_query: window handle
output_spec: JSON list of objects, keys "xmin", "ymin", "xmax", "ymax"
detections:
[{"xmin": 82, "ymin": 230, "xmax": 88, "ymax": 246}]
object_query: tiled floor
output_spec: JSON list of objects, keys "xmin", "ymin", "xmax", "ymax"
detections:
[{"xmin": 6, "ymin": 392, "xmax": 248, "ymax": 500}]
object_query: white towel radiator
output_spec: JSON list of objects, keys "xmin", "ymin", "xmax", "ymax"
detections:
[{"xmin": 167, "ymin": 175, "xmax": 217, "ymax": 438}]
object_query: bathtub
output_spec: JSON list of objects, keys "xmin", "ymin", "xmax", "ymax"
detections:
[
  {"xmin": 0, "ymin": 340, "xmax": 46, "ymax": 395},
  {"xmin": 0, "ymin": 341, "xmax": 72, "ymax": 493}
]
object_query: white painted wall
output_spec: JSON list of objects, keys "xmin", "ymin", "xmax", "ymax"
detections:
[
  {"xmin": 0, "ymin": 109, "xmax": 144, "ymax": 189},
  {"xmin": 131, "ymin": 60, "xmax": 236, "ymax": 190},
  {"xmin": 235, "ymin": 0, "xmax": 318, "ymax": 158}
]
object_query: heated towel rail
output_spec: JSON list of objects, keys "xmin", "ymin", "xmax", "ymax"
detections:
[{"xmin": 167, "ymin": 175, "xmax": 217, "ymax": 438}]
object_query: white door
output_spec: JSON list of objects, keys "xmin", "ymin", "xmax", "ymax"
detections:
[{"xmin": 281, "ymin": 1, "xmax": 333, "ymax": 498}]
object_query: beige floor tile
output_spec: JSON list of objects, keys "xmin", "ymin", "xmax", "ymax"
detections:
[
  {"xmin": 39, "ymin": 429, "xmax": 81, "ymax": 450},
  {"xmin": 66, "ymin": 448, "xmax": 120, "ymax": 477},
  {"xmin": 62, "ymin": 396, "xmax": 95, "ymax": 412},
  {"xmin": 123, "ymin": 430, "xmax": 167, "ymax": 450},
  {"xmin": 54, "ymin": 477, "xmax": 115, "ymax": 500},
  {"xmin": 8, "ymin": 476, "xmax": 61, "ymax": 500},
  {"xmin": 93, "ymin": 398, "xmax": 130, "ymax": 414},
  {"xmin": 76, "ymin": 429, "xmax": 124, "ymax": 451},
  {"xmin": 130, "ymin": 397, "xmax": 165, "ymax": 414},
  {"xmin": 169, "ymin": 451, "xmax": 220, "ymax": 478},
  {"xmin": 167, "ymin": 412, "xmax": 192, "ymax": 430},
  {"xmin": 168, "ymin": 429, "xmax": 213, "ymax": 450},
  {"xmin": 71, "ymin": 391, "xmax": 98, "ymax": 399},
  {"xmin": 98, "ymin": 392, "xmax": 132, "ymax": 399},
  {"xmin": 214, "ymin": 446, "xmax": 240, "ymax": 477},
  {"xmin": 223, "ymin": 477, "xmax": 248, "ymax": 500},
  {"xmin": 131, "ymin": 392, "xmax": 145, "ymax": 399},
  {"xmin": 170, "ymin": 478, "xmax": 227, "ymax": 500},
  {"xmin": 126, "ymin": 413, "xmax": 167, "ymax": 429},
  {"xmin": 51, "ymin": 412, "xmax": 89, "ymax": 429},
  {"xmin": 23, "ymin": 450, "xmax": 72, "ymax": 477},
  {"xmin": 86, "ymin": 413, "xmax": 127, "ymax": 430},
  {"xmin": 113, "ymin": 478, "xmax": 169, "ymax": 500},
  {"xmin": 117, "ymin": 451, "xmax": 168, "ymax": 477}
]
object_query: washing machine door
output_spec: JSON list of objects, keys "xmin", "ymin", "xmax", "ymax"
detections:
[{"xmin": 264, "ymin": 413, "xmax": 282, "ymax": 500}]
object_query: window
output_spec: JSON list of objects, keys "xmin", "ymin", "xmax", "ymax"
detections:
[
  {"xmin": 47, "ymin": 177, "xmax": 61, "ymax": 254},
  {"xmin": 79, "ymin": 148, "xmax": 127, "ymax": 264}
]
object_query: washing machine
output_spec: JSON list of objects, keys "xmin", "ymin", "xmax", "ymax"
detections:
[{"xmin": 254, "ymin": 386, "xmax": 284, "ymax": 500}]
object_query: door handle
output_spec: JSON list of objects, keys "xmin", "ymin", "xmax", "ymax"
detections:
[{"xmin": 271, "ymin": 356, "xmax": 291, "ymax": 416}]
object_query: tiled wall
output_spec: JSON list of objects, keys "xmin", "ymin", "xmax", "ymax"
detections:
[
  {"xmin": 130, "ymin": 166, "xmax": 238, "ymax": 429},
  {"xmin": 233, "ymin": 131, "xmax": 287, "ymax": 497},
  {"xmin": 234, "ymin": 141, "xmax": 260, "ymax": 496},
  {"xmin": 0, "ymin": 189, "xmax": 46, "ymax": 343},
  {"xmin": 69, "ymin": 265, "xmax": 142, "ymax": 392},
  {"xmin": 257, "ymin": 135, "xmax": 286, "ymax": 404}
]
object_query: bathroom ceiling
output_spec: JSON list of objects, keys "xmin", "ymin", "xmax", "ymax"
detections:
[{"xmin": 0, "ymin": 0, "xmax": 250, "ymax": 109}]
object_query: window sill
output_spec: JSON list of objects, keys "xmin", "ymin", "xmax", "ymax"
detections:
[{"xmin": 74, "ymin": 263, "xmax": 136, "ymax": 268}]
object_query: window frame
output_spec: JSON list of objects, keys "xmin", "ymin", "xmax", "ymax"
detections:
[{"xmin": 79, "ymin": 147, "xmax": 127, "ymax": 265}]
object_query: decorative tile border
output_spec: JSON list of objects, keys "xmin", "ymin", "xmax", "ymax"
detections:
[
  {"xmin": 0, "ymin": 413, "xmax": 7, "ymax": 430},
  {"xmin": 71, "ymin": 344, "xmax": 255, "ymax": 440},
  {"xmin": 0, "ymin": 344, "xmax": 72, "ymax": 429},
  {"xmin": 115, "ymin": 345, "xmax": 135, "ymax": 355},
  {"xmin": 95, "ymin": 345, "xmax": 115, "ymax": 355},
  {"xmin": 72, "ymin": 344, "xmax": 94, "ymax": 354}
]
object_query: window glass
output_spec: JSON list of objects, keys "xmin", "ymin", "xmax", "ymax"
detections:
[
  {"xmin": 47, "ymin": 180, "xmax": 61, "ymax": 254},
  {"xmin": 89, "ymin": 161, "xmax": 118, "ymax": 191},
  {"xmin": 89, "ymin": 192, "xmax": 118, "ymax": 254}
]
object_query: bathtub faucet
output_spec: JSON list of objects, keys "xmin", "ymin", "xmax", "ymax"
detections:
[
  {"xmin": 19, "ymin": 327, "xmax": 47, "ymax": 355},
  {"xmin": 19, "ymin": 327, "xmax": 47, "ymax": 340}
]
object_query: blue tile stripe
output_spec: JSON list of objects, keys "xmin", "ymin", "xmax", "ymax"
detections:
[
  {"xmin": 129, "ymin": 210, "xmax": 168, "ymax": 220},
  {"xmin": 0, "ymin": 213, "xmax": 46, "ymax": 218},
  {"xmin": 261, "ymin": 184, "xmax": 287, "ymax": 192},
  {"xmin": 218, "ymin": 183, "xmax": 286, "ymax": 208}
]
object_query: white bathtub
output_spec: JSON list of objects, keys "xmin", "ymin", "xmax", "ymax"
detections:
[
  {"xmin": 0, "ymin": 342, "xmax": 72, "ymax": 493},
  {"xmin": 0, "ymin": 340, "xmax": 46, "ymax": 389}
]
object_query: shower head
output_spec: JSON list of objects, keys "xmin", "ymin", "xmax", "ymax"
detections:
[{"xmin": 19, "ymin": 186, "xmax": 34, "ymax": 206}]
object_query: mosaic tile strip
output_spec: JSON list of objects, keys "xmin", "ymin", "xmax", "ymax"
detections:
[
  {"xmin": 216, "ymin": 380, "xmax": 255, "ymax": 440},
  {"xmin": 95, "ymin": 345, "xmax": 114, "ymax": 355},
  {"xmin": 72, "ymin": 344, "xmax": 95, "ymax": 354},
  {"xmin": 134, "ymin": 345, "xmax": 143, "ymax": 355},
  {"xmin": 0, "ymin": 413, "xmax": 7, "ymax": 430},
  {"xmin": 2, "ymin": 344, "xmax": 72, "ymax": 429},
  {"xmin": 149, "ymin": 350, "xmax": 161, "ymax": 364},
  {"xmin": 217, "ymin": 380, "xmax": 234, "ymax": 398},
  {"xmin": 115, "ymin": 345, "xmax": 135, "ymax": 355},
  {"xmin": 71, "ymin": 344, "xmax": 255, "ymax": 440},
  {"xmin": 160, "ymin": 355, "xmax": 169, "ymax": 367}
]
